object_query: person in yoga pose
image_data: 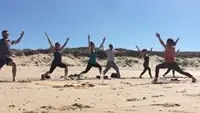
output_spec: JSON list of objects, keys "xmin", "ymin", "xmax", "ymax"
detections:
[
  {"xmin": 162, "ymin": 49, "xmax": 180, "ymax": 78},
  {"xmin": 152, "ymin": 33, "xmax": 196, "ymax": 83},
  {"xmin": 41, "ymin": 32, "xmax": 69, "ymax": 80},
  {"xmin": 136, "ymin": 45, "xmax": 153, "ymax": 78},
  {"xmin": 0, "ymin": 30, "xmax": 24, "ymax": 81},
  {"xmin": 78, "ymin": 35, "xmax": 105, "ymax": 78},
  {"xmin": 103, "ymin": 44, "xmax": 121, "ymax": 78}
]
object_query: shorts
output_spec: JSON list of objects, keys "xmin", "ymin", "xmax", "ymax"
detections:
[{"xmin": 0, "ymin": 57, "xmax": 13, "ymax": 68}]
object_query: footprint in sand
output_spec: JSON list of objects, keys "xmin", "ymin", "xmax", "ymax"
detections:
[
  {"xmin": 52, "ymin": 82, "xmax": 95, "ymax": 89},
  {"xmin": 170, "ymin": 110, "xmax": 194, "ymax": 113},
  {"xmin": 151, "ymin": 103, "xmax": 180, "ymax": 107},
  {"xmin": 151, "ymin": 95, "xmax": 164, "ymax": 98},
  {"xmin": 8, "ymin": 105, "xmax": 16, "ymax": 108},
  {"xmin": 126, "ymin": 97, "xmax": 146, "ymax": 102},
  {"xmin": 183, "ymin": 94, "xmax": 200, "ymax": 97},
  {"xmin": 58, "ymin": 103, "xmax": 92, "ymax": 111},
  {"xmin": 22, "ymin": 111, "xmax": 38, "ymax": 113},
  {"xmin": 40, "ymin": 105, "xmax": 56, "ymax": 110},
  {"xmin": 176, "ymin": 89, "xmax": 187, "ymax": 94}
]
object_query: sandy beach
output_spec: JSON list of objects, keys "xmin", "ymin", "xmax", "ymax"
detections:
[{"xmin": 0, "ymin": 54, "xmax": 200, "ymax": 113}]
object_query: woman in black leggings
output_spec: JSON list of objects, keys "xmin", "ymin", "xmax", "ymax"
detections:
[
  {"xmin": 41, "ymin": 32, "xmax": 69, "ymax": 80},
  {"xmin": 152, "ymin": 33, "xmax": 196, "ymax": 83},
  {"xmin": 78, "ymin": 35, "xmax": 105, "ymax": 78},
  {"xmin": 136, "ymin": 46, "xmax": 153, "ymax": 78}
]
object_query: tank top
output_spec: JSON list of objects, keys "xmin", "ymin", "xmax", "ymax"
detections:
[
  {"xmin": 89, "ymin": 50, "xmax": 96, "ymax": 64},
  {"xmin": 53, "ymin": 50, "xmax": 62, "ymax": 63}
]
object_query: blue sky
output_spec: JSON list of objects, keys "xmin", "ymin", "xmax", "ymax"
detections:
[{"xmin": 0, "ymin": 0, "xmax": 200, "ymax": 51}]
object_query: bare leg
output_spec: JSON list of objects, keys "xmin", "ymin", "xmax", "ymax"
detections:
[
  {"xmin": 64, "ymin": 66, "xmax": 68, "ymax": 80},
  {"xmin": 8, "ymin": 61, "xmax": 17, "ymax": 82}
]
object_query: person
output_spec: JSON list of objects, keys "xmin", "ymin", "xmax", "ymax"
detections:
[
  {"xmin": 162, "ymin": 49, "xmax": 180, "ymax": 78},
  {"xmin": 78, "ymin": 35, "xmax": 105, "ymax": 78},
  {"xmin": 103, "ymin": 43, "xmax": 121, "ymax": 78},
  {"xmin": 41, "ymin": 32, "xmax": 69, "ymax": 80},
  {"xmin": 136, "ymin": 45, "xmax": 153, "ymax": 78},
  {"xmin": 0, "ymin": 30, "xmax": 24, "ymax": 81},
  {"xmin": 152, "ymin": 33, "xmax": 197, "ymax": 83}
]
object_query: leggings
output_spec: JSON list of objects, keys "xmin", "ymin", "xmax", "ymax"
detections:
[
  {"xmin": 140, "ymin": 65, "xmax": 152, "ymax": 78},
  {"xmin": 49, "ymin": 61, "xmax": 67, "ymax": 73},
  {"xmin": 155, "ymin": 62, "xmax": 193, "ymax": 80},
  {"xmin": 163, "ymin": 69, "xmax": 176, "ymax": 78},
  {"xmin": 80, "ymin": 62, "xmax": 102, "ymax": 75}
]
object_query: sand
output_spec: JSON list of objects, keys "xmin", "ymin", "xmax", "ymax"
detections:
[{"xmin": 0, "ymin": 55, "xmax": 200, "ymax": 113}]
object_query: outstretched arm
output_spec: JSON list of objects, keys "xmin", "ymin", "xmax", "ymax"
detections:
[
  {"xmin": 135, "ymin": 45, "xmax": 143, "ymax": 56},
  {"xmin": 11, "ymin": 31, "xmax": 24, "ymax": 45},
  {"xmin": 99, "ymin": 37, "xmax": 106, "ymax": 50},
  {"xmin": 135, "ymin": 45, "xmax": 141, "ymax": 52},
  {"xmin": 148, "ymin": 48, "xmax": 153, "ymax": 55},
  {"xmin": 45, "ymin": 32, "xmax": 54, "ymax": 49},
  {"xmin": 88, "ymin": 34, "xmax": 91, "ymax": 47},
  {"xmin": 175, "ymin": 38, "xmax": 180, "ymax": 46},
  {"xmin": 156, "ymin": 32, "xmax": 166, "ymax": 48},
  {"xmin": 60, "ymin": 38, "xmax": 70, "ymax": 51},
  {"xmin": 177, "ymin": 49, "xmax": 180, "ymax": 53}
]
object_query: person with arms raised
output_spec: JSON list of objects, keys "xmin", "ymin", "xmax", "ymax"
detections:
[
  {"xmin": 152, "ymin": 33, "xmax": 196, "ymax": 83},
  {"xmin": 136, "ymin": 45, "xmax": 153, "ymax": 78},
  {"xmin": 78, "ymin": 35, "xmax": 105, "ymax": 79},
  {"xmin": 0, "ymin": 30, "xmax": 24, "ymax": 81},
  {"xmin": 41, "ymin": 32, "xmax": 69, "ymax": 80}
]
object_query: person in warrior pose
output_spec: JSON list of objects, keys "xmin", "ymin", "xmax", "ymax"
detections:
[
  {"xmin": 0, "ymin": 30, "xmax": 24, "ymax": 81},
  {"xmin": 103, "ymin": 43, "xmax": 121, "ymax": 78},
  {"xmin": 136, "ymin": 45, "xmax": 153, "ymax": 78},
  {"xmin": 152, "ymin": 33, "xmax": 196, "ymax": 83},
  {"xmin": 162, "ymin": 49, "xmax": 180, "ymax": 78},
  {"xmin": 41, "ymin": 32, "xmax": 69, "ymax": 80},
  {"xmin": 78, "ymin": 35, "xmax": 105, "ymax": 78}
]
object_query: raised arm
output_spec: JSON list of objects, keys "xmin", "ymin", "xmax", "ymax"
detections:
[
  {"xmin": 135, "ymin": 45, "xmax": 141, "ymax": 52},
  {"xmin": 175, "ymin": 38, "xmax": 180, "ymax": 46},
  {"xmin": 88, "ymin": 34, "xmax": 91, "ymax": 47},
  {"xmin": 11, "ymin": 31, "xmax": 24, "ymax": 45},
  {"xmin": 156, "ymin": 33, "xmax": 166, "ymax": 48},
  {"xmin": 60, "ymin": 38, "xmax": 70, "ymax": 51},
  {"xmin": 148, "ymin": 47, "xmax": 153, "ymax": 55},
  {"xmin": 99, "ymin": 37, "xmax": 106, "ymax": 50},
  {"xmin": 45, "ymin": 32, "xmax": 54, "ymax": 48},
  {"xmin": 177, "ymin": 49, "xmax": 180, "ymax": 53},
  {"xmin": 135, "ymin": 45, "xmax": 143, "ymax": 56}
]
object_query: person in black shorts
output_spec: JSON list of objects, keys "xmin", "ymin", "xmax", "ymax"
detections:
[
  {"xmin": 0, "ymin": 30, "xmax": 24, "ymax": 81},
  {"xmin": 136, "ymin": 45, "xmax": 153, "ymax": 78},
  {"xmin": 41, "ymin": 32, "xmax": 69, "ymax": 80}
]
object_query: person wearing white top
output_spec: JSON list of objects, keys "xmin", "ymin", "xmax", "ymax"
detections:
[{"xmin": 103, "ymin": 44, "xmax": 120, "ymax": 78}]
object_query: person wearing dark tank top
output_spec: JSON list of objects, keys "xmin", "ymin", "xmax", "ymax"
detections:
[
  {"xmin": 0, "ymin": 30, "xmax": 24, "ymax": 82},
  {"xmin": 136, "ymin": 46, "xmax": 153, "ymax": 78},
  {"xmin": 41, "ymin": 32, "xmax": 69, "ymax": 80}
]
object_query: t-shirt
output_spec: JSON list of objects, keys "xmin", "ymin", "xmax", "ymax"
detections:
[
  {"xmin": 88, "ymin": 50, "xmax": 96, "ymax": 64},
  {"xmin": 106, "ymin": 49, "xmax": 115, "ymax": 62},
  {"xmin": 0, "ymin": 39, "xmax": 11, "ymax": 59},
  {"xmin": 164, "ymin": 46, "xmax": 175, "ymax": 63}
]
